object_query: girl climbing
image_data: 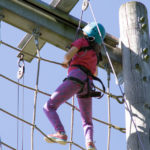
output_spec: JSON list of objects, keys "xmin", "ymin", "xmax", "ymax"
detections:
[{"xmin": 43, "ymin": 22, "xmax": 106, "ymax": 150}]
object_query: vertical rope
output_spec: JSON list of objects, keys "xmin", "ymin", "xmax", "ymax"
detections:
[
  {"xmin": 106, "ymin": 67, "xmax": 111, "ymax": 150},
  {"xmin": 17, "ymin": 54, "xmax": 25, "ymax": 150},
  {"xmin": 31, "ymin": 30, "xmax": 41, "ymax": 150},
  {"xmin": 21, "ymin": 77, "xmax": 25, "ymax": 150},
  {"xmin": 69, "ymin": 96, "xmax": 75, "ymax": 150},
  {"xmin": 17, "ymin": 80, "xmax": 20, "ymax": 150},
  {"xmin": 74, "ymin": 0, "xmax": 89, "ymax": 40}
]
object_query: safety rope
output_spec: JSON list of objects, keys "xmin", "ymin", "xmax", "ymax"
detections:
[
  {"xmin": 74, "ymin": 0, "xmax": 89, "ymax": 40},
  {"xmin": 106, "ymin": 66, "xmax": 111, "ymax": 150},
  {"xmin": 17, "ymin": 81, "xmax": 19, "ymax": 150},
  {"xmin": 31, "ymin": 28, "xmax": 41, "ymax": 150},
  {"xmin": 88, "ymin": 1, "xmax": 145, "ymax": 150},
  {"xmin": 21, "ymin": 76, "xmax": 25, "ymax": 150}
]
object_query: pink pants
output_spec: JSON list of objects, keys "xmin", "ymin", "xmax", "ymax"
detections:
[{"xmin": 43, "ymin": 68, "xmax": 93, "ymax": 142}]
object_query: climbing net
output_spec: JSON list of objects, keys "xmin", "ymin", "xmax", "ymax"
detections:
[
  {"xmin": 0, "ymin": 39, "xmax": 125, "ymax": 150},
  {"xmin": 0, "ymin": 1, "xmax": 126, "ymax": 150}
]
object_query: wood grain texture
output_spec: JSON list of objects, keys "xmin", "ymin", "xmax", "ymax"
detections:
[{"xmin": 119, "ymin": 1, "xmax": 150, "ymax": 150}]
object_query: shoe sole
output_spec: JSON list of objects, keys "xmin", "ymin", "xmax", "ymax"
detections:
[{"xmin": 44, "ymin": 136, "xmax": 67, "ymax": 145}]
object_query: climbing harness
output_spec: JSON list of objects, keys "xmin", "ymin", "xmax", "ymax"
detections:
[
  {"xmin": 64, "ymin": 64, "xmax": 105, "ymax": 99},
  {"xmin": 66, "ymin": 34, "xmax": 106, "ymax": 99},
  {"xmin": 72, "ymin": 0, "xmax": 107, "ymax": 100}
]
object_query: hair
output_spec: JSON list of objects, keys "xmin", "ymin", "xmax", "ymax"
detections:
[{"xmin": 85, "ymin": 36, "xmax": 102, "ymax": 55}]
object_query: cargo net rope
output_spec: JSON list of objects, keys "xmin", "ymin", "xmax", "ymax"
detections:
[
  {"xmin": 0, "ymin": 1, "xmax": 126, "ymax": 150},
  {"xmin": 0, "ymin": 34, "xmax": 125, "ymax": 150}
]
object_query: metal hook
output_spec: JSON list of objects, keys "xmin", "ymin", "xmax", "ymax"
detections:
[{"xmin": 17, "ymin": 54, "xmax": 25, "ymax": 80}]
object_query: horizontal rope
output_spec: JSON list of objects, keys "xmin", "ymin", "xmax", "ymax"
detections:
[
  {"xmin": 0, "ymin": 40, "xmax": 124, "ymax": 104},
  {"xmin": 0, "ymin": 40, "xmax": 63, "ymax": 66},
  {"xmin": 0, "ymin": 73, "xmax": 125, "ymax": 133},
  {"xmin": 1, "ymin": 141, "xmax": 16, "ymax": 150},
  {"xmin": 0, "ymin": 108, "xmax": 85, "ymax": 150}
]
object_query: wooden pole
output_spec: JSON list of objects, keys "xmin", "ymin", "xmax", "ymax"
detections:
[{"xmin": 119, "ymin": 1, "xmax": 150, "ymax": 150}]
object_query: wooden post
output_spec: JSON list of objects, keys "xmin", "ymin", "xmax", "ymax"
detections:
[{"xmin": 119, "ymin": 1, "xmax": 150, "ymax": 150}]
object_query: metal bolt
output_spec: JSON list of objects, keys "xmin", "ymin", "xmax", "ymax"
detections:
[
  {"xmin": 139, "ymin": 16, "xmax": 145, "ymax": 23},
  {"xmin": 0, "ymin": 14, "xmax": 4, "ymax": 20},
  {"xmin": 143, "ymin": 54, "xmax": 150, "ymax": 62},
  {"xmin": 142, "ymin": 48, "xmax": 148, "ymax": 54},
  {"xmin": 144, "ymin": 104, "xmax": 150, "ymax": 110},
  {"xmin": 141, "ymin": 23, "xmax": 147, "ymax": 30},
  {"xmin": 143, "ymin": 76, "xmax": 147, "ymax": 82},
  {"xmin": 135, "ymin": 63, "xmax": 141, "ymax": 71}
]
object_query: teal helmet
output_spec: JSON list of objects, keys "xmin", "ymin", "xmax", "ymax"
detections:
[{"xmin": 82, "ymin": 22, "xmax": 106, "ymax": 44}]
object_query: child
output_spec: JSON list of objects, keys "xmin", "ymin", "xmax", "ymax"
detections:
[{"xmin": 43, "ymin": 22, "xmax": 106, "ymax": 150}]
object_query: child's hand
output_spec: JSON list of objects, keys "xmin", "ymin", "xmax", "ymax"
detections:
[{"xmin": 61, "ymin": 63, "xmax": 68, "ymax": 68}]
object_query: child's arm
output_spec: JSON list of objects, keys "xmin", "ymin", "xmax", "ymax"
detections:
[{"xmin": 62, "ymin": 46, "xmax": 79, "ymax": 68}]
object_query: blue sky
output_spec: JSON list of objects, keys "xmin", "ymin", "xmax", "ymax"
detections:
[{"xmin": 0, "ymin": 0, "xmax": 150, "ymax": 150}]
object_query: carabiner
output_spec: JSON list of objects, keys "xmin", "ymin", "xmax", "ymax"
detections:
[{"xmin": 82, "ymin": 0, "xmax": 89, "ymax": 11}]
